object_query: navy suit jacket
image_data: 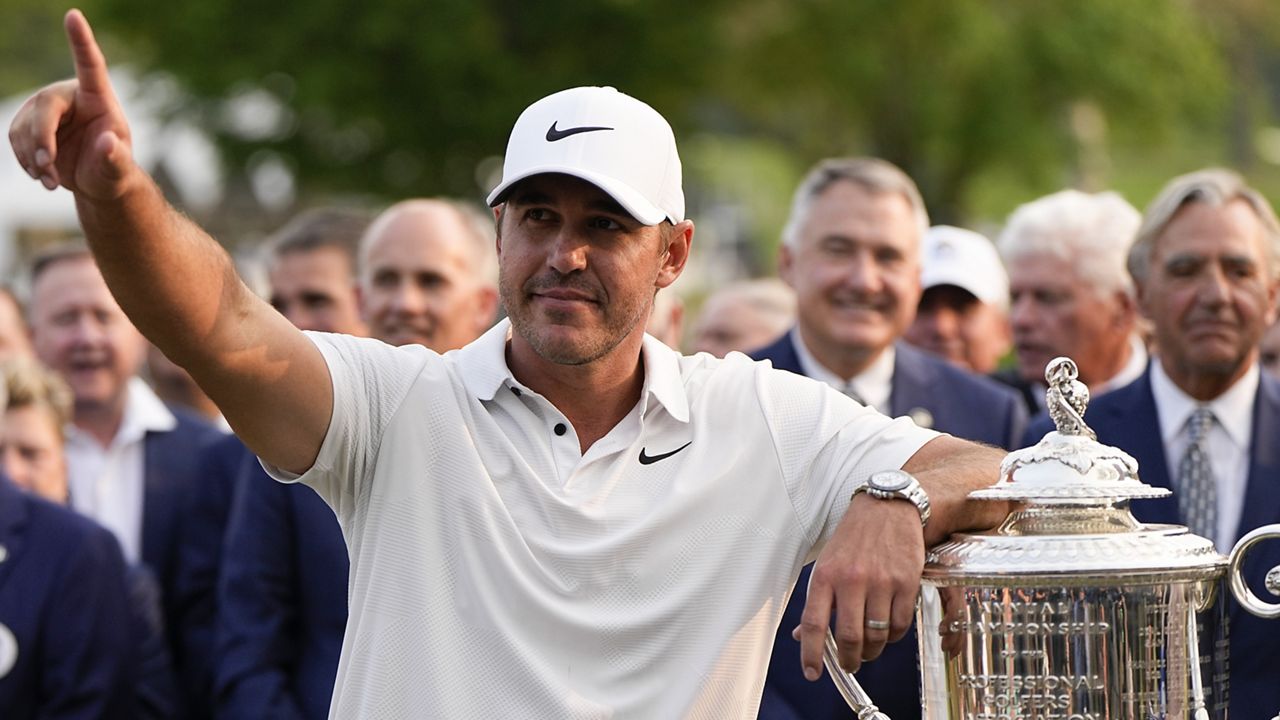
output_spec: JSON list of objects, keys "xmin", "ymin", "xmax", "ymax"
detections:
[
  {"xmin": 140, "ymin": 408, "xmax": 227, "ymax": 717},
  {"xmin": 1024, "ymin": 368, "xmax": 1280, "ymax": 719},
  {"xmin": 0, "ymin": 477, "xmax": 137, "ymax": 719},
  {"xmin": 752, "ymin": 334, "xmax": 1027, "ymax": 720},
  {"xmin": 215, "ymin": 440, "xmax": 348, "ymax": 720}
]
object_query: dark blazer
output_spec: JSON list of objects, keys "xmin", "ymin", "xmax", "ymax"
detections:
[
  {"xmin": 1024, "ymin": 368, "xmax": 1280, "ymax": 719},
  {"xmin": 140, "ymin": 408, "xmax": 227, "ymax": 717},
  {"xmin": 215, "ymin": 441, "xmax": 348, "ymax": 720},
  {"xmin": 753, "ymin": 333, "xmax": 1027, "ymax": 720},
  {"xmin": 0, "ymin": 476, "xmax": 137, "ymax": 719},
  {"xmin": 990, "ymin": 366, "xmax": 1042, "ymax": 418}
]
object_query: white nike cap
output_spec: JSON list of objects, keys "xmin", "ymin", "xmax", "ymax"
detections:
[
  {"xmin": 920, "ymin": 225, "xmax": 1010, "ymax": 310},
  {"xmin": 486, "ymin": 86, "xmax": 685, "ymax": 225}
]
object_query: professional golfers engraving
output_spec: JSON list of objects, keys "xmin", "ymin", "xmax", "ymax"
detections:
[{"xmin": 828, "ymin": 358, "xmax": 1233, "ymax": 720}]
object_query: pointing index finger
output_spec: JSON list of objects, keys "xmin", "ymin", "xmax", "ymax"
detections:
[{"xmin": 65, "ymin": 9, "xmax": 114, "ymax": 98}]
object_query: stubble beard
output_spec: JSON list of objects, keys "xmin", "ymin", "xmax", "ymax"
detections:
[{"xmin": 500, "ymin": 272, "xmax": 649, "ymax": 367}]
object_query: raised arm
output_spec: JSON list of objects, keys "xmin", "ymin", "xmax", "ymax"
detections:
[{"xmin": 9, "ymin": 10, "xmax": 329, "ymax": 474}]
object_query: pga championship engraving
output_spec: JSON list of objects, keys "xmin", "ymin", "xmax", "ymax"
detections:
[{"xmin": 826, "ymin": 358, "xmax": 1231, "ymax": 720}]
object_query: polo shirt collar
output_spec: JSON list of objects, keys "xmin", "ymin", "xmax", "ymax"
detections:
[
  {"xmin": 457, "ymin": 318, "xmax": 690, "ymax": 423},
  {"xmin": 639, "ymin": 331, "xmax": 689, "ymax": 423},
  {"xmin": 457, "ymin": 319, "xmax": 514, "ymax": 402}
]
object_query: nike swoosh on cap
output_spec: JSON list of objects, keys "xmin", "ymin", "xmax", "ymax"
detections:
[
  {"xmin": 638, "ymin": 442, "xmax": 692, "ymax": 465},
  {"xmin": 546, "ymin": 121, "xmax": 614, "ymax": 142}
]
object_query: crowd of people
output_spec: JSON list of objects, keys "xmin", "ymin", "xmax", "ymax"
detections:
[{"xmin": 4, "ymin": 10, "xmax": 1280, "ymax": 720}]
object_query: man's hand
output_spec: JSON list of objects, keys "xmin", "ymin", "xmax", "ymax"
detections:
[
  {"xmin": 795, "ymin": 493, "xmax": 925, "ymax": 681},
  {"xmin": 9, "ymin": 10, "xmax": 137, "ymax": 200}
]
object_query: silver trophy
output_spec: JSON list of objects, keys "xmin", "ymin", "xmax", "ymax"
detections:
[{"xmin": 826, "ymin": 357, "xmax": 1231, "ymax": 719}]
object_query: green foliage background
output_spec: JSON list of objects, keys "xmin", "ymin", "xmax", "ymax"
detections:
[{"xmin": 5, "ymin": 0, "xmax": 1280, "ymax": 269}]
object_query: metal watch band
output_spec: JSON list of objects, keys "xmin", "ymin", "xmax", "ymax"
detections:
[{"xmin": 852, "ymin": 470, "xmax": 931, "ymax": 527}]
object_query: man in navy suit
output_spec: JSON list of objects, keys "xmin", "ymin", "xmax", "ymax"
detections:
[
  {"xmin": 215, "ymin": 208, "xmax": 367, "ymax": 719},
  {"xmin": 0, "ymin": 473, "xmax": 137, "ymax": 718},
  {"xmin": 27, "ymin": 246, "xmax": 223, "ymax": 716},
  {"xmin": 1024, "ymin": 168, "xmax": 1280, "ymax": 719},
  {"xmin": 755, "ymin": 157, "xmax": 1026, "ymax": 720}
]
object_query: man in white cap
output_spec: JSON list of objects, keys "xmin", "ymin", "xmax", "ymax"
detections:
[
  {"xmin": 11, "ymin": 13, "xmax": 1010, "ymax": 718},
  {"xmin": 903, "ymin": 226, "xmax": 1011, "ymax": 374}
]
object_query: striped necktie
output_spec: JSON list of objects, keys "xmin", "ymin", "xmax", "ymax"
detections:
[{"xmin": 1176, "ymin": 406, "xmax": 1217, "ymax": 542}]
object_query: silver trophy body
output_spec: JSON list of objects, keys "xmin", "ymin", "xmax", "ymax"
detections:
[{"xmin": 826, "ymin": 358, "xmax": 1230, "ymax": 719}]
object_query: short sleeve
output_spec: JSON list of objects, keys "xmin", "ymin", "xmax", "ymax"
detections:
[
  {"xmin": 756, "ymin": 364, "xmax": 940, "ymax": 559},
  {"xmin": 260, "ymin": 332, "xmax": 431, "ymax": 521}
]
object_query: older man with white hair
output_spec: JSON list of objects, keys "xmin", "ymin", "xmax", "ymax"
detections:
[{"xmin": 996, "ymin": 190, "xmax": 1147, "ymax": 413}]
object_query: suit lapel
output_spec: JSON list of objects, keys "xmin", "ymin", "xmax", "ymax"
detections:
[
  {"xmin": 1099, "ymin": 372, "xmax": 1181, "ymax": 525},
  {"xmin": 889, "ymin": 343, "xmax": 936, "ymax": 419},
  {"xmin": 752, "ymin": 331, "xmax": 804, "ymax": 376},
  {"xmin": 0, "ymin": 480, "xmax": 29, "ymax": 589},
  {"xmin": 1235, "ymin": 373, "xmax": 1280, "ymax": 540},
  {"xmin": 141, "ymin": 428, "xmax": 177, "ymax": 573}
]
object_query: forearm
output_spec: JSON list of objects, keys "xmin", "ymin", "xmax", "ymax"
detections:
[
  {"xmin": 14, "ymin": 11, "xmax": 332, "ymax": 473},
  {"xmin": 74, "ymin": 170, "xmax": 253, "ymax": 371},
  {"xmin": 901, "ymin": 435, "xmax": 1008, "ymax": 546}
]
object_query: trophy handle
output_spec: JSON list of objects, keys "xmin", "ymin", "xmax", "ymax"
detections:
[
  {"xmin": 1228, "ymin": 524, "xmax": 1280, "ymax": 619},
  {"xmin": 823, "ymin": 630, "xmax": 891, "ymax": 719}
]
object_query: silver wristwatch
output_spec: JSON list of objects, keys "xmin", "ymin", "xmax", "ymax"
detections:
[{"xmin": 852, "ymin": 469, "xmax": 931, "ymax": 527}]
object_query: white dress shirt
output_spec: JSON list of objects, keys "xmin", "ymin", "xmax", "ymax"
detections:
[
  {"xmin": 790, "ymin": 327, "xmax": 895, "ymax": 416},
  {"xmin": 1096, "ymin": 334, "xmax": 1149, "ymax": 396},
  {"xmin": 65, "ymin": 377, "xmax": 177, "ymax": 563},
  {"xmin": 1150, "ymin": 359, "xmax": 1257, "ymax": 553}
]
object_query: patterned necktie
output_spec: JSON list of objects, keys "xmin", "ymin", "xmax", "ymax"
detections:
[{"xmin": 1177, "ymin": 406, "xmax": 1217, "ymax": 542}]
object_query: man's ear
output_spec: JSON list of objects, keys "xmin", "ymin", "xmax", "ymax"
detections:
[
  {"xmin": 474, "ymin": 286, "xmax": 500, "ymax": 335},
  {"xmin": 656, "ymin": 220, "xmax": 694, "ymax": 289},
  {"xmin": 355, "ymin": 282, "xmax": 369, "ymax": 323},
  {"xmin": 1133, "ymin": 280, "xmax": 1153, "ymax": 323},
  {"xmin": 1112, "ymin": 289, "xmax": 1137, "ymax": 330},
  {"xmin": 778, "ymin": 244, "xmax": 796, "ymax": 290},
  {"xmin": 493, "ymin": 205, "xmax": 505, "ymax": 257},
  {"xmin": 1266, "ymin": 276, "xmax": 1280, "ymax": 326}
]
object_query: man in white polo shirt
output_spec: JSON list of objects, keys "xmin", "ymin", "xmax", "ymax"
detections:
[{"xmin": 11, "ymin": 13, "xmax": 1010, "ymax": 718}]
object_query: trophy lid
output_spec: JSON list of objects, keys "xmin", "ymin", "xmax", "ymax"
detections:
[
  {"xmin": 926, "ymin": 357, "xmax": 1224, "ymax": 584},
  {"xmin": 970, "ymin": 357, "xmax": 1172, "ymax": 503}
]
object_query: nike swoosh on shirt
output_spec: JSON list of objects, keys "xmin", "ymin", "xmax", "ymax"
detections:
[
  {"xmin": 545, "ymin": 121, "xmax": 614, "ymax": 142},
  {"xmin": 638, "ymin": 442, "xmax": 692, "ymax": 465}
]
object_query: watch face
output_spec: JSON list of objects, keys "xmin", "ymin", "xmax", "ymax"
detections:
[{"xmin": 870, "ymin": 470, "xmax": 911, "ymax": 493}]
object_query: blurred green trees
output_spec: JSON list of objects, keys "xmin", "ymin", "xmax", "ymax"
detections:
[{"xmin": 5, "ymin": 0, "xmax": 1280, "ymax": 239}]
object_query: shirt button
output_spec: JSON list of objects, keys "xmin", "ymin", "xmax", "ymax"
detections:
[
  {"xmin": 554, "ymin": 423, "xmax": 567, "ymax": 436},
  {"xmin": 510, "ymin": 387, "xmax": 522, "ymax": 397}
]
